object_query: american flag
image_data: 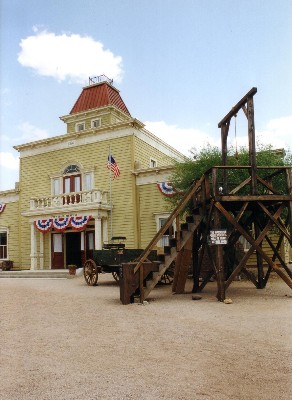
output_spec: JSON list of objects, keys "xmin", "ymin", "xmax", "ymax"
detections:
[{"xmin": 107, "ymin": 155, "xmax": 120, "ymax": 178}]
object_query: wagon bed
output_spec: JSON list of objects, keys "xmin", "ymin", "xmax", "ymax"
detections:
[{"xmin": 83, "ymin": 247, "xmax": 158, "ymax": 286}]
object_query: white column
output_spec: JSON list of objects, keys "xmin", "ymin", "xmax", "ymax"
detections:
[
  {"xmin": 102, "ymin": 218, "xmax": 109, "ymax": 245},
  {"xmin": 39, "ymin": 232, "xmax": 44, "ymax": 270},
  {"xmin": 30, "ymin": 222, "xmax": 38, "ymax": 270},
  {"xmin": 94, "ymin": 217, "xmax": 102, "ymax": 250}
]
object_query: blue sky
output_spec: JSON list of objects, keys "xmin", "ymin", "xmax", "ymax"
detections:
[{"xmin": 1, "ymin": 0, "xmax": 292, "ymax": 190}]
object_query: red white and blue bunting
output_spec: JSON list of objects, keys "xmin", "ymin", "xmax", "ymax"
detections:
[
  {"xmin": 35, "ymin": 219, "xmax": 53, "ymax": 233},
  {"xmin": 157, "ymin": 182, "xmax": 177, "ymax": 197},
  {"xmin": 70, "ymin": 215, "xmax": 91, "ymax": 231},
  {"xmin": 35, "ymin": 215, "xmax": 91, "ymax": 233},
  {"xmin": 0, "ymin": 203, "xmax": 6, "ymax": 213},
  {"xmin": 52, "ymin": 217, "xmax": 71, "ymax": 232}
]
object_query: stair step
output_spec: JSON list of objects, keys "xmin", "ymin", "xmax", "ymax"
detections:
[
  {"xmin": 164, "ymin": 245, "xmax": 171, "ymax": 254},
  {"xmin": 180, "ymin": 223, "xmax": 189, "ymax": 231},
  {"xmin": 157, "ymin": 254, "xmax": 165, "ymax": 262},
  {"xmin": 0, "ymin": 269, "xmax": 73, "ymax": 279},
  {"xmin": 169, "ymin": 238, "xmax": 177, "ymax": 248}
]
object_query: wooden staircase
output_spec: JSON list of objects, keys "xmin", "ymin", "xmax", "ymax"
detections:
[
  {"xmin": 144, "ymin": 215, "xmax": 202, "ymax": 299},
  {"xmin": 119, "ymin": 176, "xmax": 205, "ymax": 304}
]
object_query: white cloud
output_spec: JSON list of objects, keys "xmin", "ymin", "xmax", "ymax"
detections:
[
  {"xmin": 18, "ymin": 30, "xmax": 123, "ymax": 84},
  {"xmin": 144, "ymin": 121, "xmax": 216, "ymax": 156},
  {"xmin": 0, "ymin": 152, "xmax": 19, "ymax": 171},
  {"xmin": 256, "ymin": 116, "xmax": 292, "ymax": 150},
  {"xmin": 16, "ymin": 122, "xmax": 49, "ymax": 143},
  {"xmin": 145, "ymin": 116, "xmax": 292, "ymax": 157}
]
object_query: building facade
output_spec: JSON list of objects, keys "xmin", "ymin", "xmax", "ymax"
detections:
[{"xmin": 0, "ymin": 77, "xmax": 185, "ymax": 270}]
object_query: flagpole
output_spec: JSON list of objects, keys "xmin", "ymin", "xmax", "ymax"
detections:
[{"xmin": 108, "ymin": 145, "xmax": 113, "ymax": 241}]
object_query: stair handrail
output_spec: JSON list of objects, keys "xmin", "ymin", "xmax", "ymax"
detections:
[{"xmin": 133, "ymin": 174, "xmax": 206, "ymax": 274}]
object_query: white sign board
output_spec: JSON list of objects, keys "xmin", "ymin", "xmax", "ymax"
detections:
[{"xmin": 209, "ymin": 230, "xmax": 228, "ymax": 245}]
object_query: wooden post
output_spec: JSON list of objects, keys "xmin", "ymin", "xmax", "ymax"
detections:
[
  {"xmin": 192, "ymin": 229, "xmax": 200, "ymax": 292},
  {"xmin": 139, "ymin": 264, "xmax": 144, "ymax": 303},
  {"xmin": 120, "ymin": 263, "xmax": 133, "ymax": 305},
  {"xmin": 214, "ymin": 210, "xmax": 225, "ymax": 301},
  {"xmin": 254, "ymin": 219, "xmax": 264, "ymax": 288},
  {"xmin": 221, "ymin": 122, "xmax": 229, "ymax": 193},
  {"xmin": 286, "ymin": 168, "xmax": 292, "ymax": 237},
  {"xmin": 218, "ymin": 88, "xmax": 257, "ymax": 195},
  {"xmin": 212, "ymin": 168, "xmax": 218, "ymax": 197},
  {"xmin": 172, "ymin": 235, "xmax": 193, "ymax": 294},
  {"xmin": 247, "ymin": 95, "xmax": 257, "ymax": 195}
]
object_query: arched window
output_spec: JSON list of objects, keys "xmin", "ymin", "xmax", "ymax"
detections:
[
  {"xmin": 64, "ymin": 165, "xmax": 80, "ymax": 174},
  {"xmin": 63, "ymin": 165, "xmax": 81, "ymax": 194},
  {"xmin": 51, "ymin": 164, "xmax": 93, "ymax": 199}
]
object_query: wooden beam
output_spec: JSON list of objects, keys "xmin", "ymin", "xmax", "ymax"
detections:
[
  {"xmin": 198, "ymin": 270, "xmax": 215, "ymax": 292},
  {"xmin": 172, "ymin": 235, "xmax": 193, "ymax": 294},
  {"xmin": 254, "ymin": 218, "xmax": 264, "ymax": 288},
  {"xmin": 256, "ymin": 175, "xmax": 281, "ymax": 195},
  {"xmin": 218, "ymin": 87, "xmax": 257, "ymax": 128},
  {"xmin": 264, "ymin": 231, "xmax": 285, "ymax": 284},
  {"xmin": 247, "ymin": 95, "xmax": 257, "ymax": 194},
  {"xmin": 241, "ymin": 267, "xmax": 258, "ymax": 286},
  {"xmin": 286, "ymin": 168, "xmax": 292, "ymax": 237},
  {"xmin": 197, "ymin": 201, "xmax": 215, "ymax": 278},
  {"xmin": 241, "ymin": 105, "xmax": 248, "ymax": 118},
  {"xmin": 215, "ymin": 202, "xmax": 292, "ymax": 289},
  {"xmin": 216, "ymin": 201, "xmax": 275, "ymax": 284},
  {"xmin": 192, "ymin": 229, "xmax": 200, "ymax": 292},
  {"xmin": 229, "ymin": 176, "xmax": 251, "ymax": 195},
  {"xmin": 218, "ymin": 195, "xmax": 291, "ymax": 202},
  {"xmin": 221, "ymin": 122, "xmax": 230, "ymax": 191},
  {"xmin": 257, "ymin": 202, "xmax": 291, "ymax": 244},
  {"xmin": 264, "ymin": 233, "xmax": 292, "ymax": 279},
  {"xmin": 214, "ymin": 208, "xmax": 225, "ymax": 301}
]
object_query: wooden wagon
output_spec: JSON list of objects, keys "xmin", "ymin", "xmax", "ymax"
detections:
[{"xmin": 83, "ymin": 237, "xmax": 174, "ymax": 287}]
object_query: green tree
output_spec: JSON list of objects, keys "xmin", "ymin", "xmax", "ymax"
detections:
[{"xmin": 168, "ymin": 142, "xmax": 292, "ymax": 208}]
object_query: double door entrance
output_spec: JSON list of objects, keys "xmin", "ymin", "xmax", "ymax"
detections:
[{"xmin": 51, "ymin": 231, "xmax": 94, "ymax": 269}]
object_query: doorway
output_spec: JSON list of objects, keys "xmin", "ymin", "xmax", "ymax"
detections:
[
  {"xmin": 66, "ymin": 232, "xmax": 82, "ymax": 268},
  {"xmin": 51, "ymin": 233, "xmax": 64, "ymax": 269}
]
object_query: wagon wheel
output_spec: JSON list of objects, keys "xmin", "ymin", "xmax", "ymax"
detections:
[
  {"xmin": 112, "ymin": 271, "xmax": 120, "ymax": 282},
  {"xmin": 83, "ymin": 259, "xmax": 98, "ymax": 286},
  {"xmin": 160, "ymin": 263, "xmax": 175, "ymax": 285}
]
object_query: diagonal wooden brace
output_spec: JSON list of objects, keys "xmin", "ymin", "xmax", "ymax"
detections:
[{"xmin": 215, "ymin": 202, "xmax": 292, "ymax": 290}]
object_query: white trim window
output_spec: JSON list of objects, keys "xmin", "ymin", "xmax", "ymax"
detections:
[
  {"xmin": 84, "ymin": 173, "xmax": 93, "ymax": 191},
  {"xmin": 91, "ymin": 118, "xmax": 101, "ymax": 129},
  {"xmin": 154, "ymin": 214, "xmax": 174, "ymax": 248},
  {"xmin": 53, "ymin": 178, "xmax": 61, "ymax": 196},
  {"xmin": 0, "ymin": 229, "xmax": 8, "ymax": 259},
  {"xmin": 75, "ymin": 122, "xmax": 85, "ymax": 132},
  {"xmin": 150, "ymin": 158, "xmax": 157, "ymax": 168},
  {"xmin": 51, "ymin": 165, "xmax": 94, "ymax": 197}
]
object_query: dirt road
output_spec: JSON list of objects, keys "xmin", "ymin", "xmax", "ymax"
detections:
[{"xmin": 0, "ymin": 274, "xmax": 291, "ymax": 399}]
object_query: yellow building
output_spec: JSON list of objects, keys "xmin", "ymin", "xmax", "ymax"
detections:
[{"xmin": 0, "ymin": 77, "xmax": 185, "ymax": 270}]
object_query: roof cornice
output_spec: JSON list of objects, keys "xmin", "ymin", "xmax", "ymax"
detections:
[
  {"xmin": 13, "ymin": 118, "xmax": 145, "ymax": 152},
  {"xmin": 132, "ymin": 165, "xmax": 174, "ymax": 176},
  {"xmin": 59, "ymin": 104, "xmax": 131, "ymax": 123}
]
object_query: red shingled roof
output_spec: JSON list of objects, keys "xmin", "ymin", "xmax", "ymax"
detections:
[{"xmin": 70, "ymin": 82, "xmax": 131, "ymax": 116}]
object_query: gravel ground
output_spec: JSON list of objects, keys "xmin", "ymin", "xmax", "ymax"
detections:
[{"xmin": 0, "ymin": 274, "xmax": 291, "ymax": 400}]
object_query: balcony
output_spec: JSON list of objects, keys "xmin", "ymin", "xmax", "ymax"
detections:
[{"xmin": 29, "ymin": 189, "xmax": 109, "ymax": 212}]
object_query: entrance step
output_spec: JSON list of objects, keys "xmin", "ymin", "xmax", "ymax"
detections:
[{"xmin": 0, "ymin": 269, "xmax": 72, "ymax": 279}]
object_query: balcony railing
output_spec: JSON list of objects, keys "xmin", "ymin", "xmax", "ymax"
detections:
[{"xmin": 30, "ymin": 189, "xmax": 108, "ymax": 210}]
